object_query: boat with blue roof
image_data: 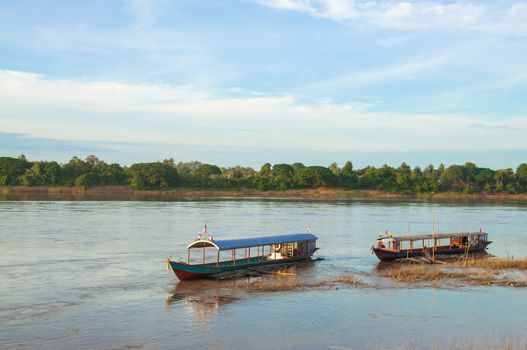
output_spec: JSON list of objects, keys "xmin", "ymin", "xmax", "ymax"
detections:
[{"xmin": 167, "ymin": 231, "xmax": 319, "ymax": 280}]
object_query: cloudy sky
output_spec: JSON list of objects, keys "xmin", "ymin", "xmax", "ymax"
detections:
[{"xmin": 1, "ymin": 0, "xmax": 526, "ymax": 168}]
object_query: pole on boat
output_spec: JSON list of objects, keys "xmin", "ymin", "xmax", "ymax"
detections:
[{"xmin": 432, "ymin": 214, "xmax": 435, "ymax": 262}]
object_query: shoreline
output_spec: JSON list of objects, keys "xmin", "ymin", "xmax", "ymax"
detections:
[{"xmin": 2, "ymin": 186, "xmax": 527, "ymax": 201}]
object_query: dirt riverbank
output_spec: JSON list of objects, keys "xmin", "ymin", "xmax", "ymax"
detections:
[{"xmin": 2, "ymin": 186, "xmax": 527, "ymax": 201}]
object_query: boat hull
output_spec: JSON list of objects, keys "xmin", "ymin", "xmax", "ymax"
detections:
[
  {"xmin": 372, "ymin": 243, "xmax": 491, "ymax": 262},
  {"xmin": 169, "ymin": 255, "xmax": 313, "ymax": 280}
]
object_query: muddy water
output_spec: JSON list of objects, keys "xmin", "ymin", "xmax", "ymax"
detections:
[{"xmin": 1, "ymin": 199, "xmax": 527, "ymax": 349}]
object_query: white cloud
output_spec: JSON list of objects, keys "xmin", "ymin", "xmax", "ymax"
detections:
[
  {"xmin": 255, "ymin": 0, "xmax": 527, "ymax": 34},
  {"xmin": 254, "ymin": 0, "xmax": 316, "ymax": 13},
  {"xmin": 310, "ymin": 55, "xmax": 446, "ymax": 91},
  {"xmin": 0, "ymin": 70, "xmax": 526, "ymax": 153}
]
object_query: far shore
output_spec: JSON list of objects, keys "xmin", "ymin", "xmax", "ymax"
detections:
[{"xmin": 2, "ymin": 186, "xmax": 527, "ymax": 201}]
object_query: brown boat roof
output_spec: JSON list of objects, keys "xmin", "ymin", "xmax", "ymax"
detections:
[{"xmin": 378, "ymin": 231, "xmax": 487, "ymax": 242}]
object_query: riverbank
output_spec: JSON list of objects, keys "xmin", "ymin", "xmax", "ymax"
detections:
[{"xmin": 2, "ymin": 186, "xmax": 527, "ymax": 201}]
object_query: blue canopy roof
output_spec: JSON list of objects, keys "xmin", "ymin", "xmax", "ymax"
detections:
[{"xmin": 187, "ymin": 233, "xmax": 318, "ymax": 250}]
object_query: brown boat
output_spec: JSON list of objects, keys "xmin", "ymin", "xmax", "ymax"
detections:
[{"xmin": 371, "ymin": 230, "xmax": 491, "ymax": 262}]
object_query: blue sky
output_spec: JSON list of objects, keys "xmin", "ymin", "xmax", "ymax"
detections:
[{"xmin": 0, "ymin": 0, "xmax": 526, "ymax": 169}]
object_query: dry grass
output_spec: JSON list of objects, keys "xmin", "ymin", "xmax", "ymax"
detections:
[
  {"xmin": 377, "ymin": 265, "xmax": 448, "ymax": 283},
  {"xmin": 369, "ymin": 337, "xmax": 527, "ymax": 350},
  {"xmin": 230, "ymin": 274, "xmax": 369, "ymax": 292},
  {"xmin": 452, "ymin": 257, "xmax": 527, "ymax": 270},
  {"xmin": 377, "ymin": 263, "xmax": 527, "ymax": 287},
  {"xmin": 439, "ymin": 336, "xmax": 527, "ymax": 350},
  {"xmin": 327, "ymin": 275, "xmax": 369, "ymax": 286},
  {"xmin": 237, "ymin": 276, "xmax": 310, "ymax": 292}
]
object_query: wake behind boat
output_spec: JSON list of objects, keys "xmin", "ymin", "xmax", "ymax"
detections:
[
  {"xmin": 372, "ymin": 230, "xmax": 491, "ymax": 262},
  {"xmin": 167, "ymin": 232, "xmax": 319, "ymax": 280}
]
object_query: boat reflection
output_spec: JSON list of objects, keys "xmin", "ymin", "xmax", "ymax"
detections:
[
  {"xmin": 165, "ymin": 262, "xmax": 319, "ymax": 323},
  {"xmin": 166, "ymin": 279, "xmax": 242, "ymax": 325}
]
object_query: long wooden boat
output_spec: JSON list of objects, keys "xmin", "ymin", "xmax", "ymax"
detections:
[
  {"xmin": 167, "ymin": 233, "xmax": 318, "ymax": 280},
  {"xmin": 371, "ymin": 230, "xmax": 491, "ymax": 262}
]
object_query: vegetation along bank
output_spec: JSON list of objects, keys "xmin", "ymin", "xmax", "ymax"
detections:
[{"xmin": 1, "ymin": 155, "xmax": 527, "ymax": 197}]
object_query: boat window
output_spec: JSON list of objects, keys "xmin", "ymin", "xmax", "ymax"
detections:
[
  {"xmin": 204, "ymin": 248, "xmax": 218, "ymax": 263},
  {"xmin": 281, "ymin": 243, "xmax": 294, "ymax": 257},
  {"xmin": 412, "ymin": 240, "xmax": 424, "ymax": 250},
  {"xmin": 307, "ymin": 240, "xmax": 316, "ymax": 253},
  {"xmin": 436, "ymin": 238, "xmax": 449, "ymax": 247},
  {"xmin": 218, "ymin": 250, "xmax": 232, "ymax": 262},
  {"xmin": 188, "ymin": 247, "xmax": 217, "ymax": 264},
  {"xmin": 297, "ymin": 241, "xmax": 308, "ymax": 256},
  {"xmin": 400, "ymin": 241, "xmax": 411, "ymax": 250},
  {"xmin": 235, "ymin": 248, "xmax": 246, "ymax": 261},
  {"xmin": 188, "ymin": 249, "xmax": 199, "ymax": 264}
]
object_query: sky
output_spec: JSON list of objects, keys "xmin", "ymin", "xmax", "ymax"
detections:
[{"xmin": 0, "ymin": 0, "xmax": 526, "ymax": 169}]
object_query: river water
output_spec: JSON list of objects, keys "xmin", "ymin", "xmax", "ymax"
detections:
[{"xmin": 1, "ymin": 199, "xmax": 527, "ymax": 349}]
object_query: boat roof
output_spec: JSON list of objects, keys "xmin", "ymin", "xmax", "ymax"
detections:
[
  {"xmin": 378, "ymin": 232, "xmax": 487, "ymax": 242},
  {"xmin": 187, "ymin": 233, "xmax": 318, "ymax": 250}
]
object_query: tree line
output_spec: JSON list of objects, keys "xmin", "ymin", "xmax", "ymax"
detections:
[{"xmin": 1, "ymin": 155, "xmax": 526, "ymax": 194}]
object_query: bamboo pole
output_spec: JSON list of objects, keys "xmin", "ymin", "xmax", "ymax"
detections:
[{"xmin": 432, "ymin": 214, "xmax": 435, "ymax": 262}]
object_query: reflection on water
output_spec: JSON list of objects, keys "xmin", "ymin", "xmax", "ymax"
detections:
[
  {"xmin": 167, "ymin": 280, "xmax": 242, "ymax": 326},
  {"xmin": 166, "ymin": 263, "xmax": 320, "ymax": 324},
  {"xmin": 1, "ymin": 199, "xmax": 527, "ymax": 349}
]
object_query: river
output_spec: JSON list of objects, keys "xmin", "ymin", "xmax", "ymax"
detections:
[{"xmin": 1, "ymin": 199, "xmax": 526, "ymax": 349}]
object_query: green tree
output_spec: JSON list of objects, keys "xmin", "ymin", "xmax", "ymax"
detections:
[
  {"xmin": 176, "ymin": 161, "xmax": 203, "ymax": 178},
  {"xmin": 474, "ymin": 168, "xmax": 495, "ymax": 193},
  {"xmin": 74, "ymin": 173, "xmax": 100, "ymax": 187},
  {"xmin": 61, "ymin": 157, "xmax": 91, "ymax": 186},
  {"xmin": 222, "ymin": 166, "xmax": 256, "ymax": 188},
  {"xmin": 440, "ymin": 165, "xmax": 465, "ymax": 191},
  {"xmin": 377, "ymin": 164, "xmax": 396, "ymax": 191},
  {"xmin": 252, "ymin": 176, "xmax": 273, "ymax": 191},
  {"xmin": 329, "ymin": 163, "xmax": 340, "ymax": 177},
  {"xmin": 411, "ymin": 166, "xmax": 427, "ymax": 193},
  {"xmin": 0, "ymin": 156, "xmax": 32, "ymax": 186},
  {"xmin": 423, "ymin": 165, "xmax": 440, "ymax": 192},
  {"xmin": 516, "ymin": 163, "xmax": 527, "ymax": 193},
  {"xmin": 98, "ymin": 163, "xmax": 128, "ymax": 185},
  {"xmin": 294, "ymin": 166, "xmax": 337, "ymax": 188},
  {"xmin": 269, "ymin": 164, "xmax": 295, "ymax": 190},
  {"xmin": 271, "ymin": 164, "xmax": 294, "ymax": 178},
  {"xmin": 20, "ymin": 161, "xmax": 62, "ymax": 186},
  {"xmin": 339, "ymin": 161, "xmax": 357, "ymax": 188},
  {"xmin": 291, "ymin": 163, "xmax": 305, "ymax": 172},
  {"xmin": 196, "ymin": 164, "xmax": 222, "ymax": 177},
  {"xmin": 127, "ymin": 162, "xmax": 180, "ymax": 189},
  {"xmin": 494, "ymin": 169, "xmax": 516, "ymax": 193},
  {"xmin": 259, "ymin": 163, "xmax": 272, "ymax": 176},
  {"xmin": 357, "ymin": 166, "xmax": 379, "ymax": 189}
]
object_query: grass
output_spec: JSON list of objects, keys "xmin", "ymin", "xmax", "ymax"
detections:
[
  {"xmin": 377, "ymin": 258, "xmax": 527, "ymax": 287},
  {"xmin": 230, "ymin": 274, "xmax": 369, "ymax": 292},
  {"xmin": 452, "ymin": 257, "xmax": 527, "ymax": 270},
  {"xmin": 377, "ymin": 264, "xmax": 450, "ymax": 283},
  {"xmin": 437, "ymin": 336, "xmax": 527, "ymax": 350}
]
